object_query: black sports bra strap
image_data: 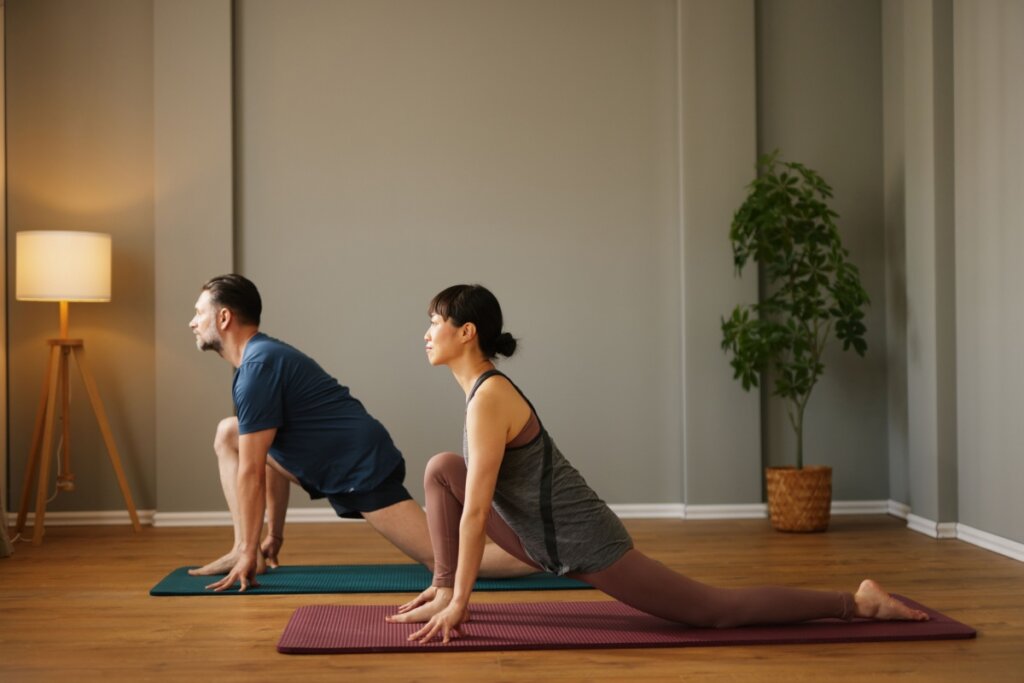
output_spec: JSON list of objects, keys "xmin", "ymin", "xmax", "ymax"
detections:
[
  {"xmin": 467, "ymin": 369, "xmax": 504, "ymax": 403},
  {"xmin": 467, "ymin": 370, "xmax": 542, "ymax": 425}
]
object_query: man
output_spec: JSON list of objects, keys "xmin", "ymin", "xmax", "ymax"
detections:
[{"xmin": 188, "ymin": 274, "xmax": 532, "ymax": 591}]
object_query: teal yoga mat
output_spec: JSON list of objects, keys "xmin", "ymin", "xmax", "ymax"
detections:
[{"xmin": 150, "ymin": 563, "xmax": 590, "ymax": 596}]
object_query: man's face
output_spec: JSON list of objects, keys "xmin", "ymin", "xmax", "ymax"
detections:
[{"xmin": 189, "ymin": 290, "xmax": 223, "ymax": 353}]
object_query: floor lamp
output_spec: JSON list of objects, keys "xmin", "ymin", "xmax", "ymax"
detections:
[{"xmin": 14, "ymin": 230, "xmax": 141, "ymax": 544}]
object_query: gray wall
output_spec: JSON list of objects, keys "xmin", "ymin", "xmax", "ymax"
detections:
[
  {"xmin": 756, "ymin": 0, "xmax": 889, "ymax": 500},
  {"xmin": 882, "ymin": 0, "xmax": 910, "ymax": 510},
  {"xmin": 880, "ymin": 0, "xmax": 1024, "ymax": 546},
  {"xmin": 952, "ymin": 0, "xmax": 1024, "ymax": 543},
  {"xmin": 153, "ymin": 0, "xmax": 235, "ymax": 512},
  {"xmin": 904, "ymin": 0, "xmax": 958, "ymax": 525},
  {"xmin": 883, "ymin": 0, "xmax": 959, "ymax": 525},
  {"xmin": 236, "ymin": 0, "xmax": 684, "ymax": 506},
  {"xmin": 678, "ymin": 0, "xmax": 760, "ymax": 506},
  {"xmin": 5, "ymin": 0, "xmax": 156, "ymax": 514}
]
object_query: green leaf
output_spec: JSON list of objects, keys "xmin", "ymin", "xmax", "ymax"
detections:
[{"xmin": 721, "ymin": 151, "xmax": 870, "ymax": 465}]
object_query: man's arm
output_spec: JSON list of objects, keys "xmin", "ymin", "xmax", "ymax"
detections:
[{"xmin": 207, "ymin": 427, "xmax": 277, "ymax": 592}]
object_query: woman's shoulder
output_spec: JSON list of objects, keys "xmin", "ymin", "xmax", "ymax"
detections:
[
  {"xmin": 471, "ymin": 371, "xmax": 517, "ymax": 401},
  {"xmin": 468, "ymin": 372, "xmax": 532, "ymax": 425}
]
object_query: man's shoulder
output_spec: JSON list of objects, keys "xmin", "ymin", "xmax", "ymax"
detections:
[
  {"xmin": 234, "ymin": 335, "xmax": 289, "ymax": 388},
  {"xmin": 244, "ymin": 333, "xmax": 302, "ymax": 363},
  {"xmin": 239, "ymin": 333, "xmax": 332, "ymax": 387}
]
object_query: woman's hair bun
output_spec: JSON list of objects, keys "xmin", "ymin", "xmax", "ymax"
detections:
[{"xmin": 494, "ymin": 331, "xmax": 518, "ymax": 358}]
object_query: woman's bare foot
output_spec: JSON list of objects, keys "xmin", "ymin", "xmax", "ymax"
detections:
[
  {"xmin": 386, "ymin": 587, "xmax": 454, "ymax": 624},
  {"xmin": 854, "ymin": 579, "xmax": 929, "ymax": 621},
  {"xmin": 188, "ymin": 548, "xmax": 268, "ymax": 576}
]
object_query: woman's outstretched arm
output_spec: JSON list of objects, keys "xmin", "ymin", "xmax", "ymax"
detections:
[{"xmin": 407, "ymin": 391, "xmax": 509, "ymax": 644}]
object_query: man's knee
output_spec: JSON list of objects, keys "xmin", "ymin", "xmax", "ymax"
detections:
[
  {"xmin": 213, "ymin": 417, "xmax": 239, "ymax": 455},
  {"xmin": 424, "ymin": 451, "xmax": 462, "ymax": 487}
]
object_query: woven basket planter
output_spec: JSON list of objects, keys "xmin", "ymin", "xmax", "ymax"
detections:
[{"xmin": 765, "ymin": 466, "xmax": 832, "ymax": 532}]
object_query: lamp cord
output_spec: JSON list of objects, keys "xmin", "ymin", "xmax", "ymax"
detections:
[
  {"xmin": 11, "ymin": 415, "xmax": 69, "ymax": 544},
  {"xmin": 46, "ymin": 432, "xmax": 66, "ymax": 504}
]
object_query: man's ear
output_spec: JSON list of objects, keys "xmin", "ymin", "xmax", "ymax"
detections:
[{"xmin": 217, "ymin": 307, "xmax": 232, "ymax": 330}]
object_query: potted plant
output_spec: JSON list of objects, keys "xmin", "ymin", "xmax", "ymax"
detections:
[{"xmin": 720, "ymin": 152, "xmax": 870, "ymax": 532}]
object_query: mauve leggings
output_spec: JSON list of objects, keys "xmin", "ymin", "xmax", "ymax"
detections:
[{"xmin": 425, "ymin": 451, "xmax": 855, "ymax": 628}]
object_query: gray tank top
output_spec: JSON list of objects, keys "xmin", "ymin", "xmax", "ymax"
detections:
[{"xmin": 463, "ymin": 370, "xmax": 632, "ymax": 575}]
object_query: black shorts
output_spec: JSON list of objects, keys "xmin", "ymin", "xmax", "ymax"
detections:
[{"xmin": 327, "ymin": 461, "xmax": 412, "ymax": 519}]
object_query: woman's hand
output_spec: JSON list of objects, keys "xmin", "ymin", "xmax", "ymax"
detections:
[
  {"xmin": 395, "ymin": 586, "xmax": 438, "ymax": 614},
  {"xmin": 408, "ymin": 602, "xmax": 469, "ymax": 644},
  {"xmin": 386, "ymin": 586, "xmax": 453, "ymax": 624}
]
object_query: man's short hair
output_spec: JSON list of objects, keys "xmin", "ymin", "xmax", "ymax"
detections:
[{"xmin": 202, "ymin": 274, "xmax": 262, "ymax": 326}]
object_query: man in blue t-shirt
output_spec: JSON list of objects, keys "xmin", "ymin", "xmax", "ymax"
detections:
[{"xmin": 188, "ymin": 274, "xmax": 532, "ymax": 591}]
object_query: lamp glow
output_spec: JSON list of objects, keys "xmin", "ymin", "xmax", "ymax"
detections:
[{"xmin": 16, "ymin": 230, "xmax": 112, "ymax": 302}]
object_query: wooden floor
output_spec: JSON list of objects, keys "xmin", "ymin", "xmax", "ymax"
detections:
[{"xmin": 1, "ymin": 515, "xmax": 1021, "ymax": 682}]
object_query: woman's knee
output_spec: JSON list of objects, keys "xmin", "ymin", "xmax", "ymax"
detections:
[
  {"xmin": 424, "ymin": 451, "xmax": 463, "ymax": 487},
  {"xmin": 213, "ymin": 417, "xmax": 238, "ymax": 455}
]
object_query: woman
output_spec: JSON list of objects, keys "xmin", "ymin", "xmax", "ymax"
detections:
[{"xmin": 387, "ymin": 284, "xmax": 928, "ymax": 644}]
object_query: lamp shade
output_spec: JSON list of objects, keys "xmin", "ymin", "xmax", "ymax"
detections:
[{"xmin": 16, "ymin": 231, "xmax": 112, "ymax": 302}]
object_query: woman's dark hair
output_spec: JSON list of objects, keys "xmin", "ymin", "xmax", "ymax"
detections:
[
  {"xmin": 202, "ymin": 274, "xmax": 262, "ymax": 326},
  {"xmin": 429, "ymin": 284, "xmax": 517, "ymax": 359}
]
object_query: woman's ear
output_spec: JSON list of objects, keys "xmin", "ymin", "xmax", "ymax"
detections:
[{"xmin": 460, "ymin": 322, "xmax": 477, "ymax": 344}]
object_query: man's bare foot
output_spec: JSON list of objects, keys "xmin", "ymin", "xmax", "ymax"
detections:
[
  {"xmin": 188, "ymin": 548, "xmax": 268, "ymax": 576},
  {"xmin": 854, "ymin": 579, "xmax": 929, "ymax": 621},
  {"xmin": 386, "ymin": 587, "xmax": 454, "ymax": 624}
]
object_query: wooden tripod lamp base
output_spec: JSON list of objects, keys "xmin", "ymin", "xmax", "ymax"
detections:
[
  {"xmin": 15, "ymin": 338, "xmax": 142, "ymax": 544},
  {"xmin": 14, "ymin": 231, "xmax": 140, "ymax": 545}
]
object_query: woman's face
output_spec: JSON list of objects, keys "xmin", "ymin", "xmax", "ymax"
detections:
[{"xmin": 424, "ymin": 313, "xmax": 464, "ymax": 366}]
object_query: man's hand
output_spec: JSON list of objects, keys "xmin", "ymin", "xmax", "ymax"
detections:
[
  {"xmin": 260, "ymin": 534, "xmax": 283, "ymax": 569},
  {"xmin": 206, "ymin": 551, "xmax": 260, "ymax": 592}
]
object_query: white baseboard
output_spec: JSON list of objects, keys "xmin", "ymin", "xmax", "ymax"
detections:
[
  {"xmin": 0, "ymin": 500, "xmax": 948, "ymax": 526},
  {"xmin": 831, "ymin": 500, "xmax": 891, "ymax": 515},
  {"xmin": 904, "ymin": 513, "xmax": 1024, "ymax": 562},
  {"xmin": 6, "ymin": 509, "xmax": 156, "ymax": 527},
  {"xmin": 609, "ymin": 504, "xmax": 686, "ymax": 519},
  {"xmin": 152, "ymin": 507, "xmax": 352, "ymax": 527},
  {"xmin": 906, "ymin": 513, "xmax": 960, "ymax": 539},
  {"xmin": 151, "ymin": 511, "xmax": 233, "ymax": 527},
  {"xmin": 160, "ymin": 507, "xmax": 693, "ymax": 526},
  {"xmin": 681, "ymin": 500, "xmax": 890, "ymax": 519},
  {"xmin": 1, "ymin": 501, "xmax": 869, "ymax": 527},
  {"xmin": 887, "ymin": 500, "xmax": 911, "ymax": 519},
  {"xmin": 956, "ymin": 523, "xmax": 1024, "ymax": 563},
  {"xmin": 684, "ymin": 504, "xmax": 766, "ymax": 520}
]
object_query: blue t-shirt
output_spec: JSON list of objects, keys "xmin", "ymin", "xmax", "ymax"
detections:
[{"xmin": 232, "ymin": 333, "xmax": 402, "ymax": 498}]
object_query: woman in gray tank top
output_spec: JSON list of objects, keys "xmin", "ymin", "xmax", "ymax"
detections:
[{"xmin": 386, "ymin": 284, "xmax": 929, "ymax": 644}]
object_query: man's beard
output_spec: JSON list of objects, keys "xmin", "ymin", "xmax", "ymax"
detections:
[{"xmin": 199, "ymin": 337, "xmax": 223, "ymax": 353}]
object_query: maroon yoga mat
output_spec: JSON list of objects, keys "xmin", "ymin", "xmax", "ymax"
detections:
[{"xmin": 277, "ymin": 597, "xmax": 975, "ymax": 654}]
